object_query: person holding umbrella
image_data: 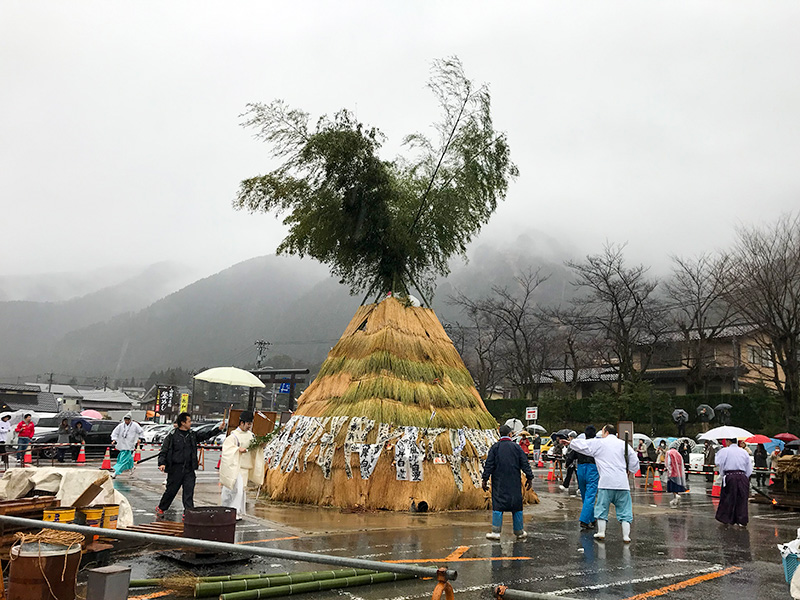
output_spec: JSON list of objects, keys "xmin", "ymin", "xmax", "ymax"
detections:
[
  {"xmin": 219, "ymin": 411, "xmax": 256, "ymax": 519},
  {"xmin": 754, "ymin": 443, "xmax": 769, "ymax": 486},
  {"xmin": 110, "ymin": 413, "xmax": 145, "ymax": 478},
  {"xmin": 715, "ymin": 438, "xmax": 753, "ymax": 527}
]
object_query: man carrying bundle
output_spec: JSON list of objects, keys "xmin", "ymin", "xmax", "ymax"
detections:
[
  {"xmin": 219, "ymin": 411, "xmax": 256, "ymax": 520},
  {"xmin": 482, "ymin": 424, "xmax": 534, "ymax": 540}
]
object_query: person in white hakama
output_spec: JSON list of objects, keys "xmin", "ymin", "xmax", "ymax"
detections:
[{"xmin": 220, "ymin": 411, "xmax": 255, "ymax": 520}]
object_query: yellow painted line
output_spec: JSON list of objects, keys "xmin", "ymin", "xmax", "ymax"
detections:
[
  {"xmin": 385, "ymin": 556, "xmax": 532, "ymax": 563},
  {"xmin": 237, "ymin": 535, "xmax": 301, "ymax": 545},
  {"xmin": 621, "ymin": 566, "xmax": 742, "ymax": 600},
  {"xmin": 444, "ymin": 545, "xmax": 470, "ymax": 560}
]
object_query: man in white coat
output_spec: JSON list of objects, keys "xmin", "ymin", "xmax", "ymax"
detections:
[
  {"xmin": 111, "ymin": 413, "xmax": 145, "ymax": 478},
  {"xmin": 220, "ymin": 411, "xmax": 255, "ymax": 520},
  {"xmin": 568, "ymin": 424, "xmax": 640, "ymax": 543}
]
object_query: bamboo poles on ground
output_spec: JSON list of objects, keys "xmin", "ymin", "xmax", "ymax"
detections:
[
  {"xmin": 194, "ymin": 569, "xmax": 379, "ymax": 597},
  {"xmin": 218, "ymin": 572, "xmax": 414, "ymax": 600}
]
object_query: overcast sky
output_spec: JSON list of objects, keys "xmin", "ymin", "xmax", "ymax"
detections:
[{"xmin": 3, "ymin": 2, "xmax": 800, "ymax": 278}]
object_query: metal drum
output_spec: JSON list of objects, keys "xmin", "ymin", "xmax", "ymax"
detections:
[{"xmin": 183, "ymin": 506, "xmax": 237, "ymax": 544}]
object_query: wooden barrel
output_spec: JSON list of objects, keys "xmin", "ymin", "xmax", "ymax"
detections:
[
  {"xmin": 183, "ymin": 506, "xmax": 237, "ymax": 544},
  {"xmin": 8, "ymin": 542, "xmax": 81, "ymax": 600}
]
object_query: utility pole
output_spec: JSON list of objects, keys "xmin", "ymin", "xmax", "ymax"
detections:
[
  {"xmin": 254, "ymin": 340, "xmax": 271, "ymax": 369},
  {"xmin": 103, "ymin": 376, "xmax": 108, "ymax": 391},
  {"xmin": 47, "ymin": 372, "xmax": 54, "ymax": 393}
]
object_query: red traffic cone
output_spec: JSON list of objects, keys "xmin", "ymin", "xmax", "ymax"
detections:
[
  {"xmin": 215, "ymin": 455, "xmax": 221, "ymax": 470},
  {"xmin": 711, "ymin": 471, "xmax": 722, "ymax": 498},
  {"xmin": 133, "ymin": 444, "xmax": 141, "ymax": 464},
  {"xmin": 652, "ymin": 476, "xmax": 663, "ymax": 492},
  {"xmin": 634, "ymin": 469, "xmax": 642, "ymax": 478},
  {"xmin": 77, "ymin": 443, "xmax": 86, "ymax": 464},
  {"xmin": 546, "ymin": 461, "xmax": 556, "ymax": 481},
  {"xmin": 23, "ymin": 447, "xmax": 32, "ymax": 465},
  {"xmin": 537, "ymin": 457, "xmax": 544, "ymax": 468},
  {"xmin": 101, "ymin": 447, "xmax": 112, "ymax": 470}
]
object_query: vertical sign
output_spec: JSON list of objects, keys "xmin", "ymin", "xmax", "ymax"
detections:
[{"xmin": 180, "ymin": 393, "xmax": 189, "ymax": 413}]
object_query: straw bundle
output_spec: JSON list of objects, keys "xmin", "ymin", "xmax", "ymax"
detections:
[{"xmin": 263, "ymin": 297, "xmax": 539, "ymax": 510}]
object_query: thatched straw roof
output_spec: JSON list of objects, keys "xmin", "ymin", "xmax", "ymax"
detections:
[{"xmin": 261, "ymin": 296, "xmax": 538, "ymax": 511}]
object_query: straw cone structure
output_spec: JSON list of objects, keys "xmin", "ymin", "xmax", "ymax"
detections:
[{"xmin": 263, "ymin": 296, "xmax": 539, "ymax": 510}]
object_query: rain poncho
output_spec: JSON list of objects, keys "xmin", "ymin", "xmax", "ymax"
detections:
[{"xmin": 665, "ymin": 448, "xmax": 686, "ymax": 493}]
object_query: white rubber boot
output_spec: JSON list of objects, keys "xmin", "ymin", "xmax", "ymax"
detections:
[
  {"xmin": 593, "ymin": 519, "xmax": 607, "ymax": 540},
  {"xmin": 622, "ymin": 521, "xmax": 631, "ymax": 543}
]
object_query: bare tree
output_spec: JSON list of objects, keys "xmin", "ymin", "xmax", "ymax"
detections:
[
  {"xmin": 450, "ymin": 269, "xmax": 553, "ymax": 400},
  {"xmin": 567, "ymin": 244, "xmax": 666, "ymax": 384},
  {"xmin": 728, "ymin": 215, "xmax": 800, "ymax": 426},
  {"xmin": 445, "ymin": 314, "xmax": 504, "ymax": 401},
  {"xmin": 664, "ymin": 253, "xmax": 740, "ymax": 393}
]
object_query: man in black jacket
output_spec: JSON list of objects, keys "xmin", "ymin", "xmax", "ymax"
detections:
[
  {"xmin": 156, "ymin": 412, "xmax": 223, "ymax": 518},
  {"xmin": 482, "ymin": 424, "xmax": 534, "ymax": 541}
]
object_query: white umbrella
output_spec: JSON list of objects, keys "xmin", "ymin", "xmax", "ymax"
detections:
[
  {"xmin": 526, "ymin": 424, "xmax": 546, "ymax": 433},
  {"xmin": 699, "ymin": 425, "xmax": 753, "ymax": 441},
  {"xmin": 194, "ymin": 367, "xmax": 265, "ymax": 388},
  {"xmin": 504, "ymin": 418, "xmax": 524, "ymax": 434},
  {"xmin": 633, "ymin": 433, "xmax": 653, "ymax": 447},
  {"xmin": 9, "ymin": 409, "xmax": 40, "ymax": 426}
]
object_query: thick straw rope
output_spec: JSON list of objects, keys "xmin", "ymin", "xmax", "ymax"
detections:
[{"xmin": 10, "ymin": 528, "xmax": 84, "ymax": 600}]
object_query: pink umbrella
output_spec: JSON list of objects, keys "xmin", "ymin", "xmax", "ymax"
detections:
[
  {"xmin": 774, "ymin": 433, "xmax": 799, "ymax": 442},
  {"xmin": 80, "ymin": 409, "xmax": 103, "ymax": 420}
]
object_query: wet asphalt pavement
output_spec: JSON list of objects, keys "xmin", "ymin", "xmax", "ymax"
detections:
[{"xmin": 104, "ymin": 449, "xmax": 792, "ymax": 599}]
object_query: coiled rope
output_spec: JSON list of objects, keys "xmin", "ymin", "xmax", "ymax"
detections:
[{"xmin": 10, "ymin": 528, "xmax": 84, "ymax": 600}]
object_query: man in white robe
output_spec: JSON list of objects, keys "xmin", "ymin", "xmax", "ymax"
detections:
[
  {"xmin": 220, "ymin": 411, "xmax": 255, "ymax": 520},
  {"xmin": 110, "ymin": 413, "xmax": 145, "ymax": 478}
]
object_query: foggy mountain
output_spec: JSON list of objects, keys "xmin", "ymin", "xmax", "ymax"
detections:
[{"xmin": 1, "ymin": 233, "xmax": 577, "ymax": 380}]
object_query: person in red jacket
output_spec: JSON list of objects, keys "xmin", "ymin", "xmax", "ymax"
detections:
[{"xmin": 15, "ymin": 414, "xmax": 35, "ymax": 463}]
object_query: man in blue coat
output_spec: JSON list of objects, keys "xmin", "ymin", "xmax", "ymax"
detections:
[{"xmin": 482, "ymin": 424, "xmax": 534, "ymax": 540}]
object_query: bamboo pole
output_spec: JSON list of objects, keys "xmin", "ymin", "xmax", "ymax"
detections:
[
  {"xmin": 219, "ymin": 572, "xmax": 414, "ymax": 600},
  {"xmin": 195, "ymin": 569, "xmax": 378, "ymax": 597}
]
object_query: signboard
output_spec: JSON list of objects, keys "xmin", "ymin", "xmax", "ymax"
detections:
[
  {"xmin": 180, "ymin": 393, "xmax": 189, "ymax": 413},
  {"xmin": 618, "ymin": 421, "xmax": 634, "ymax": 446},
  {"xmin": 278, "ymin": 382, "xmax": 291, "ymax": 394},
  {"xmin": 525, "ymin": 406, "xmax": 538, "ymax": 421},
  {"xmin": 156, "ymin": 385, "xmax": 178, "ymax": 417}
]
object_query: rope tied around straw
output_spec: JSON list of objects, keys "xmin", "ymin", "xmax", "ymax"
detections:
[{"xmin": 10, "ymin": 528, "xmax": 84, "ymax": 600}]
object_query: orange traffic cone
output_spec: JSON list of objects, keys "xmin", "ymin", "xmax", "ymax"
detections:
[
  {"xmin": 546, "ymin": 461, "xmax": 556, "ymax": 481},
  {"xmin": 711, "ymin": 471, "xmax": 722, "ymax": 498},
  {"xmin": 634, "ymin": 468, "xmax": 642, "ymax": 478},
  {"xmin": 537, "ymin": 457, "xmax": 544, "ymax": 468},
  {"xmin": 215, "ymin": 455, "xmax": 221, "ymax": 470},
  {"xmin": 133, "ymin": 444, "xmax": 141, "ymax": 464},
  {"xmin": 652, "ymin": 476, "xmax": 663, "ymax": 492},
  {"xmin": 101, "ymin": 447, "xmax": 112, "ymax": 470},
  {"xmin": 23, "ymin": 447, "xmax": 32, "ymax": 465},
  {"xmin": 77, "ymin": 443, "xmax": 86, "ymax": 464}
]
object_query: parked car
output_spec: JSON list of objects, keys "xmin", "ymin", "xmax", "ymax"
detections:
[
  {"xmin": 142, "ymin": 424, "xmax": 172, "ymax": 443},
  {"xmin": 150, "ymin": 424, "xmax": 175, "ymax": 444},
  {"xmin": 31, "ymin": 419, "xmax": 120, "ymax": 459}
]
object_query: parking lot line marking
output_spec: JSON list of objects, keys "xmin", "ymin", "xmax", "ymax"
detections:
[
  {"xmin": 444, "ymin": 545, "xmax": 470, "ymax": 560},
  {"xmin": 385, "ymin": 556, "xmax": 531, "ymax": 563},
  {"xmin": 237, "ymin": 535, "xmax": 301, "ymax": 545},
  {"xmin": 550, "ymin": 565, "xmax": 722, "ymax": 595},
  {"xmin": 620, "ymin": 565, "xmax": 741, "ymax": 599}
]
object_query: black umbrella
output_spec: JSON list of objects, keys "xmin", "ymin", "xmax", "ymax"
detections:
[
  {"xmin": 672, "ymin": 409, "xmax": 689, "ymax": 423},
  {"xmin": 697, "ymin": 404, "xmax": 716, "ymax": 422},
  {"xmin": 70, "ymin": 417, "xmax": 94, "ymax": 432},
  {"xmin": 786, "ymin": 439, "xmax": 800, "ymax": 448}
]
